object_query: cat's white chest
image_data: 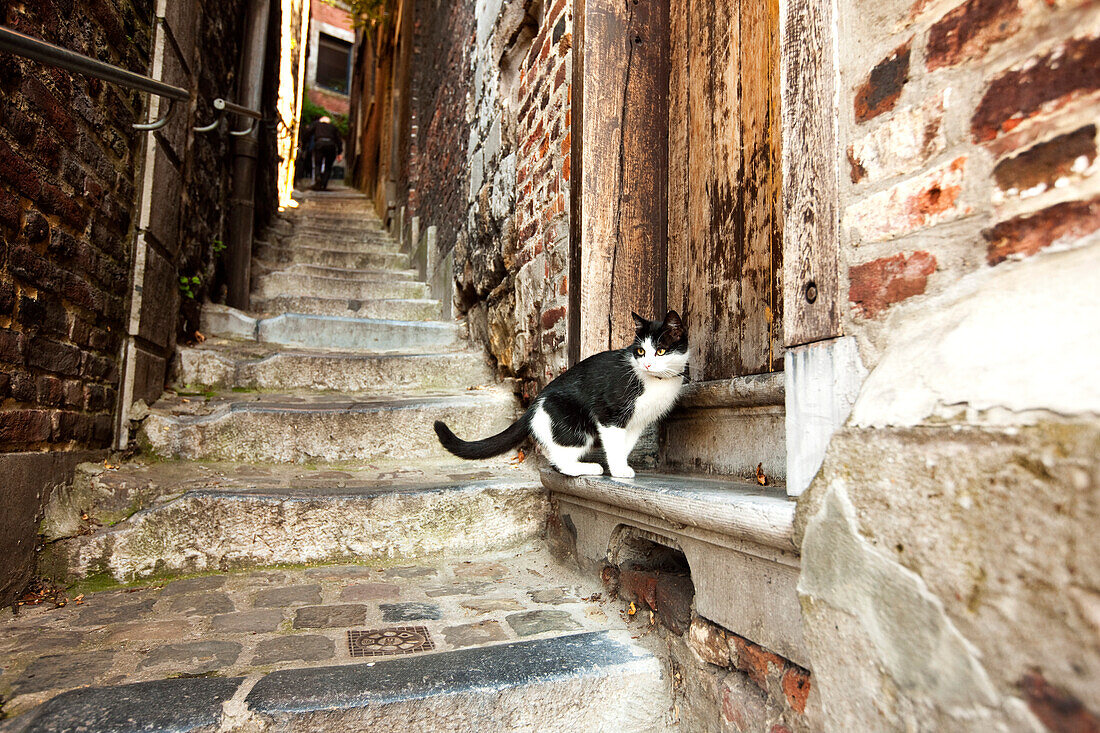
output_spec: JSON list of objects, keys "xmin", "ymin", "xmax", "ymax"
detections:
[{"xmin": 627, "ymin": 376, "xmax": 684, "ymax": 433}]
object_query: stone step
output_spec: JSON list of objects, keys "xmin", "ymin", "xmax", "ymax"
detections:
[
  {"xmin": 251, "ymin": 295, "xmax": 440, "ymax": 321},
  {"xmin": 254, "ymin": 241, "xmax": 408, "ymax": 270},
  {"xmin": 252, "ymin": 261, "xmax": 420, "ymax": 283},
  {"xmin": 9, "ymin": 632, "xmax": 668, "ymax": 732},
  {"xmin": 44, "ymin": 475, "xmax": 545, "ymax": 581},
  {"xmin": 273, "ymin": 232, "xmax": 398, "ymax": 251},
  {"xmin": 201, "ymin": 305, "xmax": 462, "ymax": 352},
  {"xmin": 138, "ymin": 390, "xmax": 518, "ymax": 462},
  {"xmin": 175, "ymin": 344, "xmax": 494, "ymax": 393},
  {"xmin": 252, "ymin": 269, "xmax": 429, "ymax": 301}
]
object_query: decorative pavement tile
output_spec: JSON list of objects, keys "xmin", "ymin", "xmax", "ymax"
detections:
[
  {"xmin": 505, "ymin": 610, "xmax": 582, "ymax": 637},
  {"xmin": 347, "ymin": 626, "xmax": 434, "ymax": 657},
  {"xmin": 460, "ymin": 598, "xmax": 524, "ymax": 615},
  {"xmin": 139, "ymin": 640, "xmax": 241, "ymax": 673},
  {"xmin": 251, "ymin": 635, "xmax": 335, "ymax": 665},
  {"xmin": 294, "ymin": 604, "xmax": 368, "ymax": 629},
  {"xmin": 527, "ymin": 588, "xmax": 580, "ymax": 605},
  {"xmin": 339, "ymin": 583, "xmax": 400, "ymax": 602},
  {"xmin": 211, "ymin": 609, "xmax": 285, "ymax": 633},
  {"xmin": 380, "ymin": 602, "xmax": 442, "ymax": 622},
  {"xmin": 167, "ymin": 592, "xmax": 234, "ymax": 617},
  {"xmin": 442, "ymin": 620, "xmax": 508, "ymax": 648},
  {"xmin": 160, "ymin": 576, "xmax": 227, "ymax": 596},
  {"xmin": 252, "ymin": 585, "xmax": 322, "ymax": 608}
]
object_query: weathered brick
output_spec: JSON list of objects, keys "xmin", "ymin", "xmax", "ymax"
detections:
[
  {"xmin": 926, "ymin": 0, "xmax": 1020, "ymax": 70},
  {"xmin": 984, "ymin": 196, "xmax": 1100, "ymax": 265},
  {"xmin": 26, "ymin": 336, "xmax": 82, "ymax": 376},
  {"xmin": 972, "ymin": 35, "xmax": 1100, "ymax": 142},
  {"xmin": 62, "ymin": 379, "xmax": 83, "ymax": 407},
  {"xmin": 730, "ymin": 634, "xmax": 788, "ymax": 690},
  {"xmin": 782, "ymin": 665, "xmax": 811, "ymax": 713},
  {"xmin": 688, "ymin": 616, "xmax": 731, "ymax": 667},
  {"xmin": 9, "ymin": 246, "xmax": 63, "ymax": 293},
  {"xmin": 844, "ymin": 157, "xmax": 968, "ymax": 242},
  {"xmin": 1020, "ymin": 670, "xmax": 1100, "ymax": 733},
  {"xmin": 0, "ymin": 137, "xmax": 43, "ymax": 200},
  {"xmin": 0, "ymin": 281, "xmax": 15, "ymax": 317},
  {"xmin": 654, "ymin": 574, "xmax": 694, "ymax": 634},
  {"xmin": 849, "ymin": 251, "xmax": 937, "ymax": 317},
  {"xmin": 23, "ymin": 213, "xmax": 51, "ymax": 244},
  {"xmin": 540, "ymin": 305, "xmax": 565, "ymax": 329},
  {"xmin": 36, "ymin": 374, "xmax": 64, "ymax": 406},
  {"xmin": 993, "ymin": 125, "xmax": 1097, "ymax": 193},
  {"xmin": 854, "ymin": 41, "xmax": 911, "ymax": 123},
  {"xmin": 55, "ymin": 409, "xmax": 93, "ymax": 444},
  {"xmin": 0, "ymin": 329, "xmax": 24, "ymax": 364},
  {"xmin": 848, "ymin": 93, "xmax": 946, "ymax": 184},
  {"xmin": 0, "ymin": 409, "xmax": 52, "ymax": 444},
  {"xmin": 619, "ymin": 568, "xmax": 659, "ymax": 610}
]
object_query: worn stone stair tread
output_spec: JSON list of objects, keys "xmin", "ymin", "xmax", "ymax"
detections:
[
  {"xmin": 200, "ymin": 305, "xmax": 463, "ymax": 352},
  {"xmin": 253, "ymin": 240, "xmax": 408, "ymax": 265},
  {"xmin": 252, "ymin": 261, "xmax": 420, "ymax": 282},
  {"xmin": 175, "ymin": 342, "xmax": 493, "ymax": 393},
  {"xmin": 250, "ymin": 295, "xmax": 440, "ymax": 320},
  {"xmin": 48, "ymin": 476, "xmax": 546, "ymax": 581},
  {"xmin": 9, "ymin": 632, "xmax": 665, "ymax": 733},
  {"xmin": 541, "ymin": 469, "xmax": 797, "ymax": 551},
  {"xmin": 139, "ymin": 389, "xmax": 518, "ymax": 462}
]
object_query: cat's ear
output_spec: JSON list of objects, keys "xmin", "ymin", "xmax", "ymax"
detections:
[
  {"xmin": 662, "ymin": 310, "xmax": 685, "ymax": 343},
  {"xmin": 663, "ymin": 310, "xmax": 682, "ymax": 329},
  {"xmin": 631, "ymin": 311, "xmax": 648, "ymax": 330}
]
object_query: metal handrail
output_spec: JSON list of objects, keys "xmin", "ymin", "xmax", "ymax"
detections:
[{"xmin": 0, "ymin": 24, "xmax": 262, "ymax": 131}]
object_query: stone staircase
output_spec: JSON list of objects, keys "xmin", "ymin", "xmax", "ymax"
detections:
[{"xmin": 3, "ymin": 191, "xmax": 672, "ymax": 732}]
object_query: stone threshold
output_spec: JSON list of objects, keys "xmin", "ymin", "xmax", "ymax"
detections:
[
  {"xmin": 677, "ymin": 372, "xmax": 785, "ymax": 409},
  {"xmin": 8, "ymin": 632, "xmax": 664, "ymax": 732},
  {"xmin": 541, "ymin": 470, "xmax": 796, "ymax": 554},
  {"xmin": 544, "ymin": 469, "xmax": 807, "ymax": 666}
]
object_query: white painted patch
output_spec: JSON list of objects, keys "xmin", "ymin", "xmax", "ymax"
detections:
[{"xmin": 851, "ymin": 237, "xmax": 1100, "ymax": 426}]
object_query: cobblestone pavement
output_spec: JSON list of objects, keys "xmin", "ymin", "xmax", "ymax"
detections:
[{"xmin": 0, "ymin": 547, "xmax": 639, "ymax": 719}]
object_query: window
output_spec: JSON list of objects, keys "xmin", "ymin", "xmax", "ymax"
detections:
[{"xmin": 316, "ymin": 33, "xmax": 352, "ymax": 94}]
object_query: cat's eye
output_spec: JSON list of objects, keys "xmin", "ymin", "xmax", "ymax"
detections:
[
  {"xmin": 634, "ymin": 347, "xmax": 645, "ymax": 356},
  {"xmin": 656, "ymin": 348, "xmax": 666, "ymax": 355}
]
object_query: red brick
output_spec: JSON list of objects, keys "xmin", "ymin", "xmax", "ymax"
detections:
[
  {"xmin": 26, "ymin": 336, "xmax": 82, "ymax": 376},
  {"xmin": 849, "ymin": 251, "xmax": 936, "ymax": 317},
  {"xmin": 0, "ymin": 137, "xmax": 43, "ymax": 200},
  {"xmin": 619, "ymin": 568, "xmax": 659, "ymax": 610},
  {"xmin": 926, "ymin": 0, "xmax": 1020, "ymax": 70},
  {"xmin": 854, "ymin": 41, "xmax": 911, "ymax": 123},
  {"xmin": 972, "ymin": 35, "xmax": 1100, "ymax": 142},
  {"xmin": 655, "ymin": 574, "xmax": 694, "ymax": 634},
  {"xmin": 731, "ymin": 635, "xmax": 788, "ymax": 689},
  {"xmin": 36, "ymin": 374, "xmax": 64, "ymax": 406},
  {"xmin": 0, "ymin": 409, "xmax": 52, "ymax": 444},
  {"xmin": 782, "ymin": 666, "xmax": 812, "ymax": 713},
  {"xmin": 1020, "ymin": 670, "xmax": 1100, "ymax": 733},
  {"xmin": 984, "ymin": 196, "xmax": 1100, "ymax": 265},
  {"xmin": 993, "ymin": 124, "xmax": 1096, "ymax": 192},
  {"xmin": 0, "ymin": 329, "xmax": 25, "ymax": 364},
  {"xmin": 540, "ymin": 306, "xmax": 566, "ymax": 329}
]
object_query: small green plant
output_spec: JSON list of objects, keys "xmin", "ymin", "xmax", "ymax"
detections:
[
  {"xmin": 179, "ymin": 275, "xmax": 201, "ymax": 299},
  {"xmin": 212, "ymin": 238, "xmax": 225, "ymax": 256}
]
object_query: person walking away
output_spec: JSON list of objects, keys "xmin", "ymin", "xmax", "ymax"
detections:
[{"xmin": 305, "ymin": 115, "xmax": 342, "ymax": 190}]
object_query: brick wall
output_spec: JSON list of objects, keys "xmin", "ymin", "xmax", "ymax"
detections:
[
  {"xmin": 839, "ymin": 0, "xmax": 1100, "ymax": 341},
  {"xmin": 406, "ymin": 0, "xmax": 573, "ymax": 402},
  {"xmin": 0, "ymin": 0, "xmax": 268, "ymax": 606}
]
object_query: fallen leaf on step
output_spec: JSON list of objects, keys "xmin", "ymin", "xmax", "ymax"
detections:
[
  {"xmin": 509, "ymin": 449, "xmax": 526, "ymax": 465},
  {"xmin": 194, "ymin": 331, "xmax": 205, "ymax": 343},
  {"xmin": 756, "ymin": 463, "xmax": 767, "ymax": 486},
  {"xmin": 628, "ymin": 601, "xmax": 637, "ymax": 616}
]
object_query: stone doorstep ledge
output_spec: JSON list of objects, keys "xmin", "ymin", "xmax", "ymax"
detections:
[
  {"xmin": 541, "ymin": 470, "xmax": 797, "ymax": 554},
  {"xmin": 199, "ymin": 304, "xmax": 457, "ymax": 343},
  {"xmin": 8, "ymin": 632, "xmax": 664, "ymax": 733},
  {"xmin": 676, "ymin": 372, "xmax": 785, "ymax": 410}
]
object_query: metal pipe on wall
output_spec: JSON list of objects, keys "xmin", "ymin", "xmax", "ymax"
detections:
[{"xmin": 226, "ymin": 0, "xmax": 272, "ymax": 311}]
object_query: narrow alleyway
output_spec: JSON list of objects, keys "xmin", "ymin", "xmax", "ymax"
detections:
[{"xmin": 0, "ymin": 192, "xmax": 670, "ymax": 730}]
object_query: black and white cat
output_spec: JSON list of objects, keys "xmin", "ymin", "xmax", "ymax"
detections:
[{"xmin": 434, "ymin": 310, "xmax": 689, "ymax": 478}]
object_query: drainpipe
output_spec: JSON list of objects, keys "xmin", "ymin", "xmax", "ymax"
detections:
[{"xmin": 226, "ymin": 0, "xmax": 271, "ymax": 311}]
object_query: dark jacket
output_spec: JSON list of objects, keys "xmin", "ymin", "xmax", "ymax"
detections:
[{"xmin": 306, "ymin": 120, "xmax": 342, "ymax": 154}]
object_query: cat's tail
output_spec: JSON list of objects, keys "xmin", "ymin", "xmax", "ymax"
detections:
[{"xmin": 433, "ymin": 409, "xmax": 532, "ymax": 459}]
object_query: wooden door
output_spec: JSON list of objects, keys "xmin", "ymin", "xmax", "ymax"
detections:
[{"xmin": 667, "ymin": 0, "xmax": 783, "ymax": 381}]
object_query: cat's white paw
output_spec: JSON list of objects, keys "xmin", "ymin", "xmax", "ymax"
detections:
[
  {"xmin": 609, "ymin": 466, "xmax": 635, "ymax": 479},
  {"xmin": 558, "ymin": 462, "xmax": 604, "ymax": 477}
]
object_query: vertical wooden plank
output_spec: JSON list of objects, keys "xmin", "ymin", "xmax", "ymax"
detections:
[
  {"xmin": 781, "ymin": 0, "xmax": 840, "ymax": 346},
  {"xmin": 576, "ymin": 0, "xmax": 669, "ymax": 358},
  {"xmin": 740, "ymin": 0, "xmax": 784, "ymax": 373},
  {"xmin": 666, "ymin": 0, "xmax": 689, "ymax": 325}
]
